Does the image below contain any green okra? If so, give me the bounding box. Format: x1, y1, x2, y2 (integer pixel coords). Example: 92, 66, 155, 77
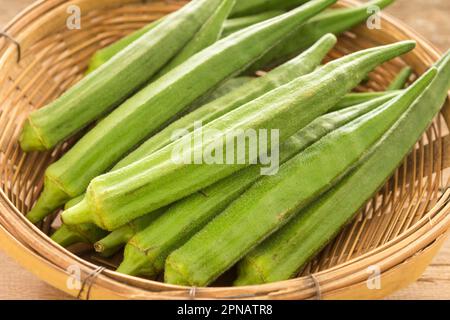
85, 0, 393, 76
115, 33, 337, 169
222, 10, 285, 37
247, 0, 395, 72
62, 33, 335, 230
165, 67, 436, 287
54, 92, 395, 249
196, 82, 402, 124
235, 52, 450, 285
191, 76, 255, 108
116, 94, 397, 277
85, 19, 163, 74
61, 33, 336, 225
156, 0, 236, 76
60, 77, 252, 208
85, 10, 271, 75
61, 41, 416, 231
51, 223, 108, 248
231, 0, 310, 17
20, 0, 225, 152
51, 224, 85, 248
27, 0, 336, 224
331, 90, 402, 112
388, 66, 413, 90
87, 0, 307, 74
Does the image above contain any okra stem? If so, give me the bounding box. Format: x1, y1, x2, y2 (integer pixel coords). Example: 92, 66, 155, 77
93, 227, 132, 256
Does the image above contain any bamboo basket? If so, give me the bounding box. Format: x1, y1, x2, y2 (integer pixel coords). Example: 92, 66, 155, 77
0, 0, 449, 300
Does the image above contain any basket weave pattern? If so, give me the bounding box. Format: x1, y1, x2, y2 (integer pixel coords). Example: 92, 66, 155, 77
0, 0, 449, 299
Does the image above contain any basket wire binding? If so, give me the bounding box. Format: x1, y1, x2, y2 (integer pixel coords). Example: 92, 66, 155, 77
0, 30, 21, 62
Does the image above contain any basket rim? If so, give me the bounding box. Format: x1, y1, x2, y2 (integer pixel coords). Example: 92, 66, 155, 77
0, 0, 449, 299
2, 0, 45, 32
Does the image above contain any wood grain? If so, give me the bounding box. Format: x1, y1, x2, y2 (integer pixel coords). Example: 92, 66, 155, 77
0, 0, 449, 300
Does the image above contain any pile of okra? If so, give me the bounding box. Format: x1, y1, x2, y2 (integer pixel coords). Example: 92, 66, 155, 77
21, 0, 450, 286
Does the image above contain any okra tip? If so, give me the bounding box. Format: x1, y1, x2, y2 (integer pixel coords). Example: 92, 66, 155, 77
399, 40, 416, 50
313, 33, 337, 50
388, 40, 416, 53
19, 118, 47, 152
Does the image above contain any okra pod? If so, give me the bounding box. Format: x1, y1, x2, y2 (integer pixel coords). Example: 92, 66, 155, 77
115, 34, 338, 169
63, 34, 335, 227
222, 10, 285, 37
248, 0, 395, 72
156, 0, 236, 76
86, 1, 305, 72
85, 19, 163, 74
231, 0, 310, 17
388, 66, 413, 90
93, 35, 338, 255
331, 90, 401, 111
116, 94, 397, 277
86, 10, 270, 74
66, 34, 337, 238
61, 41, 415, 231
236, 54, 450, 285
165, 67, 436, 286
28, 0, 336, 223
20, 0, 225, 151
85, 0, 394, 75
191, 76, 255, 109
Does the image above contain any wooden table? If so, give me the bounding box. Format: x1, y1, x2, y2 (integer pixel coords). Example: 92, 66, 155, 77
0, 0, 449, 300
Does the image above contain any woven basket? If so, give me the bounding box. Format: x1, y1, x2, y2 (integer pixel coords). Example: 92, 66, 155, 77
0, 0, 449, 300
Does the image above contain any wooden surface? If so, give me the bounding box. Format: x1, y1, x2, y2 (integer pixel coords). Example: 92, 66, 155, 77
0, 0, 449, 300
